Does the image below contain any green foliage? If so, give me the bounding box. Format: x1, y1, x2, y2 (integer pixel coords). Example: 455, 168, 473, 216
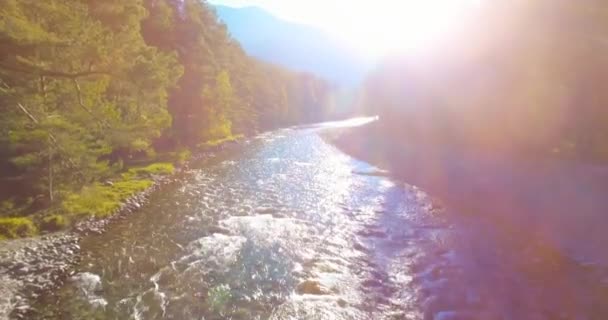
0, 200, 16, 217
39, 162, 171, 229
62, 162, 163, 219
0, 0, 180, 205
0, 217, 38, 239
199, 70, 235, 141
208, 284, 232, 313
62, 179, 153, 218
140, 0, 331, 144
0, 0, 332, 239
0, 198, 33, 217
40, 214, 69, 232
176, 149, 192, 164
127, 163, 175, 176
199, 134, 243, 149
157, 149, 192, 164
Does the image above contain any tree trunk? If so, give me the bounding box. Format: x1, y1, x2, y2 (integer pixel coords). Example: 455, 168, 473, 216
48, 138, 53, 203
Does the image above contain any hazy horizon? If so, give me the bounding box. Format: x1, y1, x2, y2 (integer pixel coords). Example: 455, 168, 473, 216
209, 0, 482, 60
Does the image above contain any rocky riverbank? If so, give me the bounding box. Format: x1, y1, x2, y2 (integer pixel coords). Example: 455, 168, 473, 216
0, 233, 79, 319
0, 172, 174, 320
0, 139, 244, 320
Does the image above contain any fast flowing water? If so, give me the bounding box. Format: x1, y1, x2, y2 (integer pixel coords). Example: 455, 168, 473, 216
31, 120, 608, 319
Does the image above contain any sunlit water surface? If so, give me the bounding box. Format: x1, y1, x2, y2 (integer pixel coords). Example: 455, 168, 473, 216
31, 120, 608, 319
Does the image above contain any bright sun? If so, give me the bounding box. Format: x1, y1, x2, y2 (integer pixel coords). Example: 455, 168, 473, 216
298, 0, 481, 59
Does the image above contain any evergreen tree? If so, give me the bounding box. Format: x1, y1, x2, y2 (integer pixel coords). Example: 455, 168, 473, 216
0, 0, 332, 223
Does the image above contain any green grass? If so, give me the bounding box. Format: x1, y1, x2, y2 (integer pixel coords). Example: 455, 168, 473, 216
62, 179, 154, 218
126, 162, 175, 177
51, 163, 174, 220
1, 161, 181, 240
0, 217, 38, 238
199, 134, 243, 149
156, 149, 192, 165
0, 161, 177, 239
40, 214, 69, 232
175, 149, 192, 164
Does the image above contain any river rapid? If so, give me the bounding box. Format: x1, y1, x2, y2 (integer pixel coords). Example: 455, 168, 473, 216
27, 119, 608, 319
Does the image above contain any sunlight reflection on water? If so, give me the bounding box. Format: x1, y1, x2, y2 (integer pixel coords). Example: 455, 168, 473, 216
301, 116, 378, 129
30, 122, 608, 320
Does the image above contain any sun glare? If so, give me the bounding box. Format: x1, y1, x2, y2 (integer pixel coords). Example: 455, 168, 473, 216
298, 0, 480, 59
212, 0, 481, 59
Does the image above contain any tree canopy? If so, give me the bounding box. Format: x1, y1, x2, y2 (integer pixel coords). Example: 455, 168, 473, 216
0, 0, 332, 225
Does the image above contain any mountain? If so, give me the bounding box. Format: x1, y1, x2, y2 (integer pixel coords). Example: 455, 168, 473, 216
213, 5, 369, 87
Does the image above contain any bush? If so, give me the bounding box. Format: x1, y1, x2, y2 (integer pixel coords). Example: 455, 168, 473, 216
40, 214, 70, 232
176, 149, 191, 164
0, 161, 174, 240
0, 217, 38, 238
0, 198, 34, 217
0, 200, 15, 216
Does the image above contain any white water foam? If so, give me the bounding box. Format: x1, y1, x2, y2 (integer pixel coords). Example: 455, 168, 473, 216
70, 272, 107, 309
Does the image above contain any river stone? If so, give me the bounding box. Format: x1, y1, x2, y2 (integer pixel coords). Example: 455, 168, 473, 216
296, 280, 330, 295
208, 226, 232, 235
361, 278, 384, 288
15, 305, 29, 311
16, 266, 29, 275
352, 241, 369, 253
357, 228, 388, 238
11, 262, 26, 270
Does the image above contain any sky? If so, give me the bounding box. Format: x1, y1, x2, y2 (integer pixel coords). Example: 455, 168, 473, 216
208, 0, 482, 59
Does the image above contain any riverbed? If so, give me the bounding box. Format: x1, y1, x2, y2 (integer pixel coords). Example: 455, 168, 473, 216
6, 119, 608, 319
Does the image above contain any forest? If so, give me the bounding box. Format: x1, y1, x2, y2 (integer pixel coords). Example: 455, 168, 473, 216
0, 0, 332, 238
359, 0, 608, 162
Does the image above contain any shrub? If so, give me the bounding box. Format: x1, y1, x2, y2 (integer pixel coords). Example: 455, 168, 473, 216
176, 149, 191, 164
0, 200, 15, 216
0, 198, 34, 217
0, 217, 38, 238
40, 214, 70, 232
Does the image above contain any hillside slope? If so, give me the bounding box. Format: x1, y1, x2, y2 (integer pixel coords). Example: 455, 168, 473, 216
214, 5, 369, 86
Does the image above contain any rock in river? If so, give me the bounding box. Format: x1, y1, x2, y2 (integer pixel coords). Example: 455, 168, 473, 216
296, 280, 331, 295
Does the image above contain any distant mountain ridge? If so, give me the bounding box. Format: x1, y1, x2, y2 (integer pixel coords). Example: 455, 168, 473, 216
213, 5, 369, 86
